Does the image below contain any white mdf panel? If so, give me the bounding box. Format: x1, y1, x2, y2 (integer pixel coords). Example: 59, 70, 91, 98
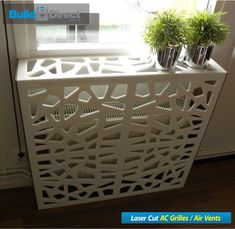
17, 56, 226, 209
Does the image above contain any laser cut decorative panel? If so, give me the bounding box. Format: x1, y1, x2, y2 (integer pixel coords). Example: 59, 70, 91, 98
17, 56, 226, 209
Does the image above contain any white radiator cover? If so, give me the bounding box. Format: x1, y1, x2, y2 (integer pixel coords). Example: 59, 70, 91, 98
17, 56, 226, 209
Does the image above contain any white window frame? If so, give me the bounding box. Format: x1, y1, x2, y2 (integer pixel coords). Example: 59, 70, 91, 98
13, 0, 218, 58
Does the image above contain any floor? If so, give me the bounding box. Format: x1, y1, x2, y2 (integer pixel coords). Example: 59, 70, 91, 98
0, 155, 234, 228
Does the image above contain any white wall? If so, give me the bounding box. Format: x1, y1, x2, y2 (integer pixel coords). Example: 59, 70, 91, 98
0, 3, 19, 170
199, 0, 235, 158
0, 3, 31, 188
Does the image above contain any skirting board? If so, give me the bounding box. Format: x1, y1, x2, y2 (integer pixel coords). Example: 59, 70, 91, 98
196, 145, 235, 159
0, 146, 234, 190
0, 167, 32, 189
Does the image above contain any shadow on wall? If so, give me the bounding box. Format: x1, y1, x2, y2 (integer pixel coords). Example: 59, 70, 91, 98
200, 0, 235, 154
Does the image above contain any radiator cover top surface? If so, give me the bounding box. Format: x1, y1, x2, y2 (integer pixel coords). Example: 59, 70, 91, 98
17, 56, 226, 209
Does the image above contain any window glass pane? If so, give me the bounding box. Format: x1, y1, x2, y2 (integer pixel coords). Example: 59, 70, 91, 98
36, 25, 67, 44
36, 0, 146, 46
137, 0, 209, 14
34, 0, 210, 49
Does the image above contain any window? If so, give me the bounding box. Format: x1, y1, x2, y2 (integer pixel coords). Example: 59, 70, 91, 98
36, 0, 145, 45
12, 0, 217, 58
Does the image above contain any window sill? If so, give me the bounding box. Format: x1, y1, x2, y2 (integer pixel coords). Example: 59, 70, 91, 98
31, 43, 149, 58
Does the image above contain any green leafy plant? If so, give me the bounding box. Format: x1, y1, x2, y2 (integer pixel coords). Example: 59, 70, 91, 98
144, 10, 186, 51
185, 11, 229, 45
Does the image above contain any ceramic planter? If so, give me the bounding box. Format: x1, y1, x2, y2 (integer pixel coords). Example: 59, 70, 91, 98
155, 45, 182, 71
186, 44, 214, 69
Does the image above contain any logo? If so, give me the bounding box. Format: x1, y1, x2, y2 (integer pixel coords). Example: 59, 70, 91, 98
36, 6, 49, 21
35, 5, 81, 22
9, 9, 36, 19
5, 3, 90, 24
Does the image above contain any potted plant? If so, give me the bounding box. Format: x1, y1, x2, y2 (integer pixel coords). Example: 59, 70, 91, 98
185, 11, 229, 68
144, 10, 186, 71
